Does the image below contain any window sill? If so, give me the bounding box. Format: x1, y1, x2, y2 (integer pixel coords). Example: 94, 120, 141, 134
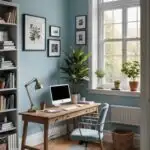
88, 88, 140, 97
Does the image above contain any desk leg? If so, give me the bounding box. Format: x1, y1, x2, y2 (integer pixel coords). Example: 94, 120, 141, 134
21, 120, 28, 150
44, 122, 49, 150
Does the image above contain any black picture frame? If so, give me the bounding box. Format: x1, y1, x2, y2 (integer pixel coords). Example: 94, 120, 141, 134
75, 15, 87, 30
75, 30, 87, 45
23, 14, 46, 51
49, 25, 61, 37
47, 39, 61, 57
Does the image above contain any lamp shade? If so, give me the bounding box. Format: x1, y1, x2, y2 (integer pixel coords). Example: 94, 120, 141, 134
35, 79, 43, 90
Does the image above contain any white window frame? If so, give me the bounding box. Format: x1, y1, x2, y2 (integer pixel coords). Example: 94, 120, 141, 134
88, 0, 140, 97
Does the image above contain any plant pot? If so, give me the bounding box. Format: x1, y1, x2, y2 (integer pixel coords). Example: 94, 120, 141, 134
114, 82, 120, 90
129, 81, 138, 91
71, 94, 79, 104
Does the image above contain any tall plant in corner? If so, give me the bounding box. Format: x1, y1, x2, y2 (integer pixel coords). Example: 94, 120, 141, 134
60, 47, 91, 103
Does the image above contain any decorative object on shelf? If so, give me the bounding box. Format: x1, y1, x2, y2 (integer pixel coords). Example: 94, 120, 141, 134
4, 8, 17, 24
25, 78, 43, 112
75, 15, 87, 29
60, 47, 90, 104
47, 39, 61, 57
23, 14, 46, 51
112, 80, 121, 90
49, 25, 61, 37
95, 69, 105, 89
121, 61, 140, 91
0, 41, 16, 50
76, 30, 86, 45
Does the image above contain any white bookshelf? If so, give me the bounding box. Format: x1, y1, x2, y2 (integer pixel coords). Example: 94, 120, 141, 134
0, 1, 18, 149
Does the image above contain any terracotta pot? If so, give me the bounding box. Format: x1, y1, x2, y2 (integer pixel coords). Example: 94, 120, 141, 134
129, 81, 138, 91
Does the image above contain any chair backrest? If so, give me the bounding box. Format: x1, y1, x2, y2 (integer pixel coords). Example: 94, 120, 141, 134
98, 103, 109, 132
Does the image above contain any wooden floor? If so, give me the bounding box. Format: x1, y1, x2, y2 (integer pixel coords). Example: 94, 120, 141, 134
36, 137, 139, 150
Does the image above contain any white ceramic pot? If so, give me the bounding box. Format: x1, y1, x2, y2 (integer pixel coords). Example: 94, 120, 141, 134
71, 94, 79, 104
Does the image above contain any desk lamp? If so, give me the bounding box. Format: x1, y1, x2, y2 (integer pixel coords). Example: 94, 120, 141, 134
25, 78, 43, 112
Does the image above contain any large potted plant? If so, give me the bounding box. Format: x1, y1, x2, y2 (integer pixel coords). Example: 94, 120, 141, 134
121, 61, 140, 91
61, 47, 90, 104
95, 69, 105, 89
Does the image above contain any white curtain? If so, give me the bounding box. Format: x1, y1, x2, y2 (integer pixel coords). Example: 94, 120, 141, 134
141, 0, 150, 149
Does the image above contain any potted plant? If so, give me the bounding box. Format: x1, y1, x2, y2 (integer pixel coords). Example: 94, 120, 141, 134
121, 61, 140, 91
61, 47, 91, 104
114, 80, 121, 90
95, 69, 105, 89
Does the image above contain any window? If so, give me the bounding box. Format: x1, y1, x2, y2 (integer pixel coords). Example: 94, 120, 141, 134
90, 0, 140, 90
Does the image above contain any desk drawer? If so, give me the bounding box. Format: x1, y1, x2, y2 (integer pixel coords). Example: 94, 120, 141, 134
49, 106, 98, 123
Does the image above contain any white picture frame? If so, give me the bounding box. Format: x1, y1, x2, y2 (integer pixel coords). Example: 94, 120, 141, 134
76, 30, 86, 45
23, 14, 46, 51
76, 15, 87, 29
49, 26, 61, 37
48, 39, 61, 57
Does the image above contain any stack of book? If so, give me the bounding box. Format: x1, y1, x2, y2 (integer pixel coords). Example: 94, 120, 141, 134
0, 122, 14, 131
0, 41, 16, 50
4, 8, 17, 24
0, 94, 15, 110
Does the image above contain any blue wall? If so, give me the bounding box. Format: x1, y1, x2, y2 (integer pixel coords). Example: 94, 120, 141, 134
12, 0, 69, 137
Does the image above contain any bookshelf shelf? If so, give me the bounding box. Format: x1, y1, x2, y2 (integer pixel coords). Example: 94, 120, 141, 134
0, 67, 17, 71
0, 88, 17, 92
0, 109, 16, 113
0, 49, 16, 52
0, 127, 16, 134
0, 23, 17, 26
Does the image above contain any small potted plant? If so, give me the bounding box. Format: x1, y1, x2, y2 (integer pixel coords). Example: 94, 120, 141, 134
95, 69, 105, 89
121, 61, 140, 91
114, 80, 121, 90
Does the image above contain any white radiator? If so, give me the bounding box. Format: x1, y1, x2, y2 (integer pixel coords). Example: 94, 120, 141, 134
111, 105, 141, 126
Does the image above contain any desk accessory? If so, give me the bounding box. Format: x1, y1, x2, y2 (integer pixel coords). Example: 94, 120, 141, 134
25, 78, 43, 112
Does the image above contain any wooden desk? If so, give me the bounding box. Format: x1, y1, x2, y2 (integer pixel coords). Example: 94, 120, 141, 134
20, 103, 100, 150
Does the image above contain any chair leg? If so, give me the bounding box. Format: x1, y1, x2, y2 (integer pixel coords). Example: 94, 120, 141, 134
85, 142, 88, 150
100, 140, 104, 150
79, 140, 84, 145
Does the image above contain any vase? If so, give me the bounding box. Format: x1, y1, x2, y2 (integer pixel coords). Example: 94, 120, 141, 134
71, 94, 80, 104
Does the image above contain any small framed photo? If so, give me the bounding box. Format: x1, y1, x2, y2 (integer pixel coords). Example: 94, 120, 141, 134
23, 14, 46, 51
76, 15, 87, 29
49, 26, 61, 37
48, 39, 61, 57
76, 30, 86, 45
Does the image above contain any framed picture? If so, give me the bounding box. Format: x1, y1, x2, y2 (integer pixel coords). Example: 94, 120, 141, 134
23, 14, 46, 51
75, 15, 87, 29
76, 30, 86, 45
49, 26, 61, 37
48, 39, 61, 57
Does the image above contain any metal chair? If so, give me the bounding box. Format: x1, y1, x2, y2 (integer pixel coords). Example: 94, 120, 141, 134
70, 103, 109, 150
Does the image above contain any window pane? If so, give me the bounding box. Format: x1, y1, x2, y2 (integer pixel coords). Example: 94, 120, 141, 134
138, 7, 140, 21
127, 41, 140, 55
104, 10, 113, 24
127, 56, 140, 63
127, 7, 137, 22
104, 42, 122, 55
104, 24, 113, 39
127, 22, 138, 38
114, 9, 122, 23
105, 56, 122, 83
104, 9, 122, 24
138, 22, 140, 37
113, 24, 122, 38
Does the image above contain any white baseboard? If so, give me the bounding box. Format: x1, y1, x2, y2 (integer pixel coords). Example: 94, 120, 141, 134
19, 125, 140, 148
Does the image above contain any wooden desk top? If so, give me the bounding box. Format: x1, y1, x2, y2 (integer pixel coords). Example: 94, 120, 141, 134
20, 103, 100, 119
